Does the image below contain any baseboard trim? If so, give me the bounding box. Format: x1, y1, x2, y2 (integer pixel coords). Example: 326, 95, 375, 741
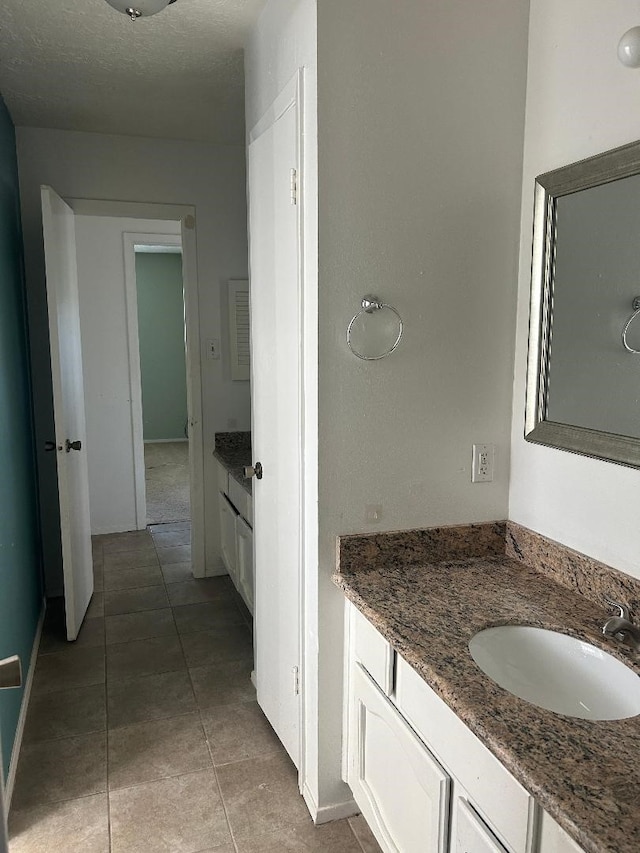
143, 438, 189, 444
302, 782, 359, 825
5, 601, 45, 809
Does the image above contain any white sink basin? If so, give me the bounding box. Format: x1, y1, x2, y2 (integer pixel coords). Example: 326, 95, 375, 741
469, 625, 640, 720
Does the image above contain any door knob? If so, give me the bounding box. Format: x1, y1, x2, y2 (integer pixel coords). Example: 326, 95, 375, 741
244, 462, 263, 480
0, 655, 22, 690
65, 439, 82, 452
44, 441, 59, 452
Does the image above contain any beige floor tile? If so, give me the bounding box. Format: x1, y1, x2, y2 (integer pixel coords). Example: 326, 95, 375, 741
11, 732, 107, 810
167, 578, 234, 606
32, 645, 105, 695
201, 702, 281, 765
92, 538, 104, 564
216, 751, 309, 839
107, 669, 196, 728
104, 584, 169, 616
190, 658, 255, 709
103, 564, 164, 591
39, 615, 105, 655
108, 713, 211, 790
107, 634, 186, 681
9, 793, 109, 853
173, 600, 245, 635
161, 561, 193, 584
103, 548, 158, 570
105, 608, 177, 645
109, 770, 232, 853
86, 591, 105, 618
93, 564, 104, 591
156, 544, 192, 565
348, 815, 384, 852
236, 818, 365, 852
102, 531, 154, 554
152, 527, 191, 547
23, 684, 106, 743
180, 624, 253, 667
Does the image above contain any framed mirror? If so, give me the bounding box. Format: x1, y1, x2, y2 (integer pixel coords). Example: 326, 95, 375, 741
525, 139, 640, 468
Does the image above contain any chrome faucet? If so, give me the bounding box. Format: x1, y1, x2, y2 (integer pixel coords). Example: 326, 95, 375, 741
602, 599, 640, 652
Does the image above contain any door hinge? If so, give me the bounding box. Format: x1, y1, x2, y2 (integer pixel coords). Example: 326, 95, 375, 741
290, 168, 297, 205
293, 665, 300, 695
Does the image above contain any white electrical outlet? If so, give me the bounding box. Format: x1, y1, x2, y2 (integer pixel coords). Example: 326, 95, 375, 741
472, 444, 495, 483
207, 338, 220, 360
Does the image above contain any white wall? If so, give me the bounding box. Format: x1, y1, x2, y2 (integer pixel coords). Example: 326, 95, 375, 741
247, 0, 530, 817
509, 0, 640, 578
74, 215, 180, 535
315, 0, 530, 813
16, 129, 249, 591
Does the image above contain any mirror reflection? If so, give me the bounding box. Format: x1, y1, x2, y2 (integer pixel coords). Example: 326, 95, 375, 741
525, 139, 640, 467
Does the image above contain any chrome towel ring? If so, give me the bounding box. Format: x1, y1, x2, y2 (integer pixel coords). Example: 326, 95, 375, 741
622, 296, 640, 353
346, 295, 404, 360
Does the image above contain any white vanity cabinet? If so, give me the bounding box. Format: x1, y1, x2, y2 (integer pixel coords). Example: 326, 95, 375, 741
343, 603, 586, 853
219, 493, 238, 580
235, 514, 254, 613
216, 460, 254, 615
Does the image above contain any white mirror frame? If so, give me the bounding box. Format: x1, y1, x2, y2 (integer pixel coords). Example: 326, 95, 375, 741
525, 138, 640, 468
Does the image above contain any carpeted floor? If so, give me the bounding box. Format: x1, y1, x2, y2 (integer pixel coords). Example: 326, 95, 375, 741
145, 441, 191, 525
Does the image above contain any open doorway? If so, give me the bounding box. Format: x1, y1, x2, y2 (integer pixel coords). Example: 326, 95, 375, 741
70, 200, 207, 579
132, 243, 191, 527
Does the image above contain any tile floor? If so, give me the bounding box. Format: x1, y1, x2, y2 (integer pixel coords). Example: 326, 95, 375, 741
8, 523, 381, 853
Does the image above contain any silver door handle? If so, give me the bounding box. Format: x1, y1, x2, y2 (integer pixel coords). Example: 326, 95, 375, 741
244, 462, 263, 480
0, 656, 22, 689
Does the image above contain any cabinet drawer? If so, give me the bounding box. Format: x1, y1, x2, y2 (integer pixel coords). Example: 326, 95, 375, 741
350, 603, 395, 696
228, 476, 253, 526
395, 656, 535, 853
216, 460, 229, 495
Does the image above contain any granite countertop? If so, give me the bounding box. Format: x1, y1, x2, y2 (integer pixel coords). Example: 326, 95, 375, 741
334, 521, 640, 853
213, 431, 252, 494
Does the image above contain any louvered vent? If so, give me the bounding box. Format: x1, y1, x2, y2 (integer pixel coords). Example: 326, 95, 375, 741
229, 280, 250, 380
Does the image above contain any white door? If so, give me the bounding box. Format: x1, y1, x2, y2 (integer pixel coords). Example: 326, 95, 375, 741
42, 186, 94, 640
248, 77, 301, 766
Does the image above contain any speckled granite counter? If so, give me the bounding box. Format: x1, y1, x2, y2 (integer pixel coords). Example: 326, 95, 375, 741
334, 521, 640, 853
213, 431, 252, 494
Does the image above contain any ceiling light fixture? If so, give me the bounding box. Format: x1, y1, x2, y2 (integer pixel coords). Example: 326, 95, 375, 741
618, 26, 640, 67
104, 0, 177, 22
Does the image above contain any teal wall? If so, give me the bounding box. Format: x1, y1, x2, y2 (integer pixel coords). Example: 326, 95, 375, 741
135, 252, 188, 441
0, 95, 42, 780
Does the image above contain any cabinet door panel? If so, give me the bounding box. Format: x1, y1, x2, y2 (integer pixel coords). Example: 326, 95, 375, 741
349, 664, 450, 853
454, 798, 507, 853
219, 492, 238, 582
236, 514, 254, 614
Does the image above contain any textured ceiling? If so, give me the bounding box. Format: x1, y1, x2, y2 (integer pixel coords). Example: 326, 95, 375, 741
0, 0, 265, 144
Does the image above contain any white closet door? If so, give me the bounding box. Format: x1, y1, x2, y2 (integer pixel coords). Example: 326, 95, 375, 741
248, 75, 301, 767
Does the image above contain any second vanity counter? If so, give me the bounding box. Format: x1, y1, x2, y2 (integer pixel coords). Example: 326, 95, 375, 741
213, 431, 252, 495
334, 521, 640, 853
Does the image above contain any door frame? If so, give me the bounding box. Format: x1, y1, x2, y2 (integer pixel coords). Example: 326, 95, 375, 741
122, 232, 183, 531
67, 199, 206, 577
